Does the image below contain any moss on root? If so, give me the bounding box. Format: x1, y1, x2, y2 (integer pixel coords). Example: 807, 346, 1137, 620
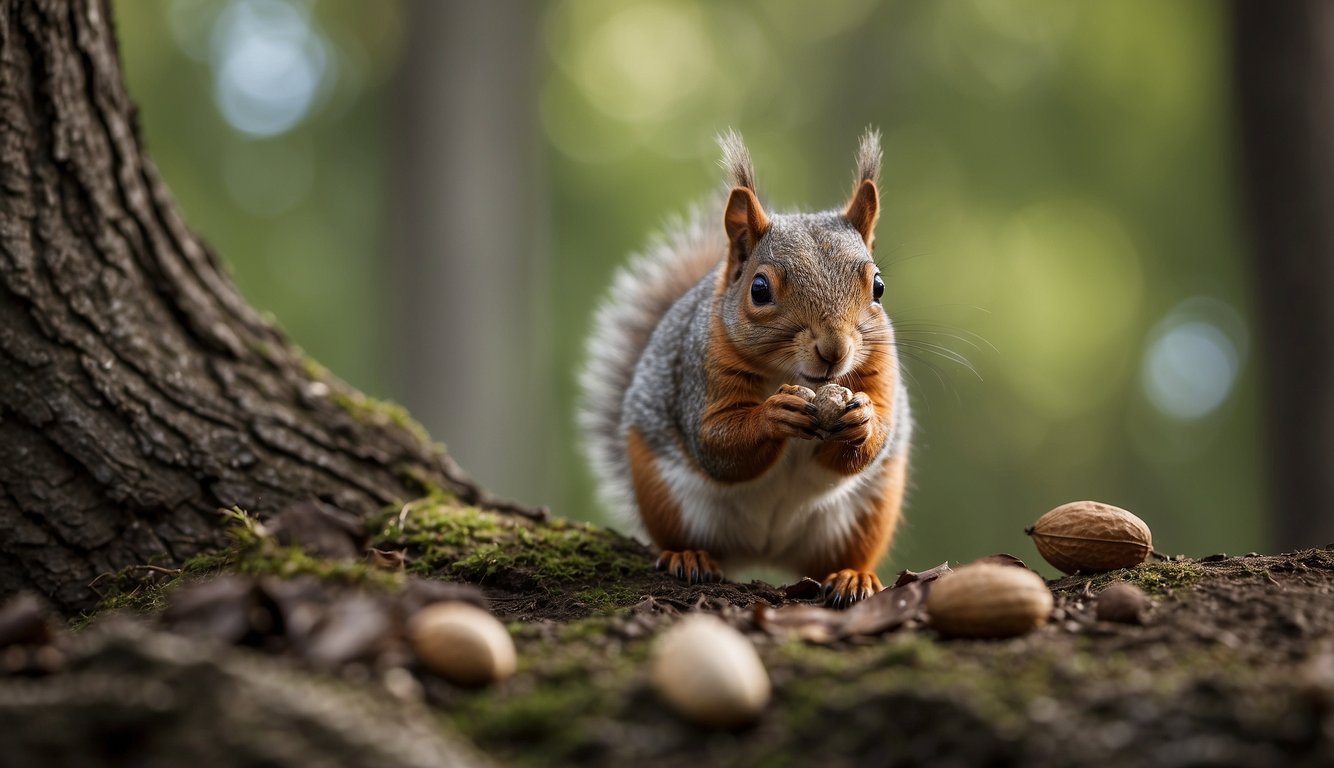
372, 496, 651, 610
80, 495, 658, 628
302, 357, 434, 446
78, 507, 406, 626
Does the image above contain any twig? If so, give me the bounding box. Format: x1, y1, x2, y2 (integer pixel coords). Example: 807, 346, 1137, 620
87, 564, 182, 592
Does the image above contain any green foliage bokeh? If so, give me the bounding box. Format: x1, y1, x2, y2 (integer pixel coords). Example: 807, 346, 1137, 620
116, 0, 1262, 574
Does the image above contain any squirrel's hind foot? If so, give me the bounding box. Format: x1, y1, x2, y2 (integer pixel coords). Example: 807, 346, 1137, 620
822, 569, 883, 608
655, 549, 725, 585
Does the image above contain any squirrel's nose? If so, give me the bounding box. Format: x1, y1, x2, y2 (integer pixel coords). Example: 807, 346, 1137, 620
815, 338, 852, 370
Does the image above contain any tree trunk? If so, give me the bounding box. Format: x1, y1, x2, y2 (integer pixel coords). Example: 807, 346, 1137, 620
388, 0, 548, 507
0, 0, 499, 613
1234, 0, 1334, 549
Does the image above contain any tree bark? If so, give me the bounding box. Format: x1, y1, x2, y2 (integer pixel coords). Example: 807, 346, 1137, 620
1234, 0, 1334, 549
0, 0, 500, 613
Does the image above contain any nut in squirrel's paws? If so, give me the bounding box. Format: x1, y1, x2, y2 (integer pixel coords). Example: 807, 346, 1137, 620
808, 384, 874, 445
822, 569, 883, 608
811, 384, 854, 431
656, 550, 725, 585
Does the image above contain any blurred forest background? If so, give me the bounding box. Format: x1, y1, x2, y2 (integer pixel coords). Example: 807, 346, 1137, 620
113, 0, 1262, 576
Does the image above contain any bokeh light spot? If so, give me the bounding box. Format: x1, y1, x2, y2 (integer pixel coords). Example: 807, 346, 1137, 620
210, 0, 330, 137
1141, 298, 1247, 421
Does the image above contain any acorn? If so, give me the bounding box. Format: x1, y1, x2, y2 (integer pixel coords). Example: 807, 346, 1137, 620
1027, 501, 1153, 575
651, 614, 771, 727
408, 602, 516, 686
926, 562, 1053, 638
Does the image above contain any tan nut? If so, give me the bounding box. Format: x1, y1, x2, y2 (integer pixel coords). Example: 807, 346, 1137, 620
408, 602, 516, 686
812, 384, 854, 431
1026, 501, 1153, 575
651, 614, 770, 727
926, 562, 1053, 638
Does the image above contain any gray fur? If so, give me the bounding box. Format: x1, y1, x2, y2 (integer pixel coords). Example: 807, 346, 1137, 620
578, 208, 724, 524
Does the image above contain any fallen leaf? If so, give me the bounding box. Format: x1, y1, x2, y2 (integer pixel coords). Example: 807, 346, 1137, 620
970, 553, 1030, 570
783, 578, 824, 600
753, 603, 845, 644
840, 582, 925, 637
892, 562, 952, 588
302, 593, 394, 667
366, 547, 408, 571
162, 576, 278, 645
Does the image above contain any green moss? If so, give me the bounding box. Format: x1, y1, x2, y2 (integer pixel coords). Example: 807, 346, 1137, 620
447, 616, 650, 765
374, 496, 649, 600
1052, 559, 1205, 596
233, 544, 404, 591
75, 507, 404, 629
302, 356, 434, 446
73, 549, 235, 629
569, 584, 645, 612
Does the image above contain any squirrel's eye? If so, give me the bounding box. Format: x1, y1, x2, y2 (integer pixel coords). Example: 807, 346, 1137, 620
872, 273, 885, 303
750, 274, 773, 305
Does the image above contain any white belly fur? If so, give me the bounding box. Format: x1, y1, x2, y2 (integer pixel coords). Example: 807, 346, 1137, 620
656, 439, 885, 574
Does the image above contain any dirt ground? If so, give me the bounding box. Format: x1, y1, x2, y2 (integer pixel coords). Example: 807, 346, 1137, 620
441, 548, 1334, 768
3, 500, 1333, 768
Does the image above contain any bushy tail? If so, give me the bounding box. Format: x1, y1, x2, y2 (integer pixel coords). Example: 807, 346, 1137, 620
578, 208, 722, 524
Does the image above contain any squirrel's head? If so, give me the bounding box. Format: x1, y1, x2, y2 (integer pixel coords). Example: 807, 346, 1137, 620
715, 129, 891, 387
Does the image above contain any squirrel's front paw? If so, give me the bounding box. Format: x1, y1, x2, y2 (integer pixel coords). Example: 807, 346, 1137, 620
761, 387, 820, 440
822, 569, 883, 608
824, 391, 875, 447
656, 549, 725, 584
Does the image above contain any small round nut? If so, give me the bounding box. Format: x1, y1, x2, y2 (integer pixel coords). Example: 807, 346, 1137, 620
651, 614, 771, 728
1095, 582, 1149, 625
1027, 501, 1152, 575
927, 562, 1053, 638
810, 384, 854, 432
408, 602, 516, 686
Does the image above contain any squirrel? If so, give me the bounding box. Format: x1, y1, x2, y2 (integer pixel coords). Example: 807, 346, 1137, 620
579, 130, 911, 608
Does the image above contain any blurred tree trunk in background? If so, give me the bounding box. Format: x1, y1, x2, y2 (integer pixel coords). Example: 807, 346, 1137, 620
0, 0, 470, 613
1234, 0, 1334, 548
389, 1, 549, 507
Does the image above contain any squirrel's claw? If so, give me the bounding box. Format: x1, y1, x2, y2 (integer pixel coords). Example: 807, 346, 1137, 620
825, 391, 875, 446
656, 549, 725, 585
821, 569, 883, 608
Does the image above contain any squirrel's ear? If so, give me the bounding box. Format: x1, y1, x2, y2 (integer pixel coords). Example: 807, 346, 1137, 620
844, 178, 879, 248
724, 186, 769, 281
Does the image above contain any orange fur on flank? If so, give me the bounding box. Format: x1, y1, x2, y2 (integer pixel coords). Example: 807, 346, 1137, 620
626, 427, 687, 551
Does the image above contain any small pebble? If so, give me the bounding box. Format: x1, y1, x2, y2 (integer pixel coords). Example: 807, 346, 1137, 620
1096, 582, 1149, 625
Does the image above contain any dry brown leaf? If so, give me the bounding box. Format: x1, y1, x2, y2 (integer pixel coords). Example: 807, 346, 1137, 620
783, 577, 824, 600
892, 562, 952, 588
840, 582, 925, 637
970, 554, 1030, 570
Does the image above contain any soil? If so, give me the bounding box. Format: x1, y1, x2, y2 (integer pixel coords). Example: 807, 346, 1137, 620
4, 499, 1333, 768
444, 548, 1334, 768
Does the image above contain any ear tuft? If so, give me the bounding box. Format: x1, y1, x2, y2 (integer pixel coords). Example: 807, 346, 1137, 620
853, 127, 882, 186
717, 129, 758, 192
